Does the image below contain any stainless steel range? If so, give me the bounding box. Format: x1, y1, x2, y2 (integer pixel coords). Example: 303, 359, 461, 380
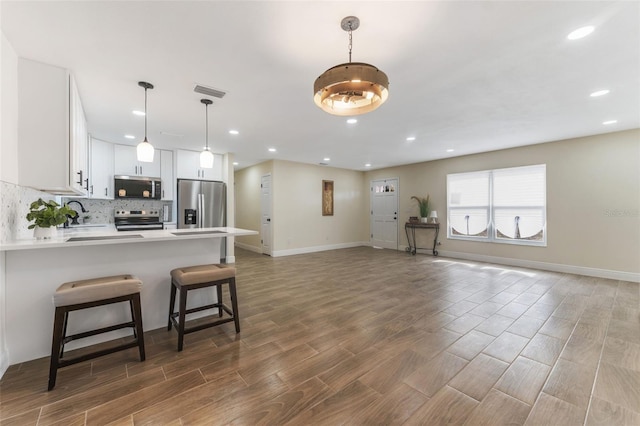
114, 210, 163, 231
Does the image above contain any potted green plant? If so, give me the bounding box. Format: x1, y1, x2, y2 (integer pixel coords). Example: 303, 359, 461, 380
26, 198, 77, 239
411, 195, 430, 223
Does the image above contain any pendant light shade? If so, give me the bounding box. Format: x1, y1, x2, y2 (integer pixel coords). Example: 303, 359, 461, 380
314, 16, 389, 116
137, 137, 154, 163
136, 81, 155, 162
200, 149, 214, 169
199, 98, 214, 169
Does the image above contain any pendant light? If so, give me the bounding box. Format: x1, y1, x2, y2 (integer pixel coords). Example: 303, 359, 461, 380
314, 16, 389, 116
136, 81, 155, 162
200, 99, 214, 169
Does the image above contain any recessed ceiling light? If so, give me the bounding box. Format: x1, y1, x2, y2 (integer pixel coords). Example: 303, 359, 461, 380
347, 118, 358, 124
603, 120, 618, 125
406, 137, 416, 141
567, 26, 594, 40
268, 148, 277, 152
233, 162, 239, 166
446, 149, 455, 152
324, 157, 331, 162
229, 130, 239, 135
132, 110, 145, 116
124, 134, 135, 139
590, 89, 610, 97
364, 163, 371, 167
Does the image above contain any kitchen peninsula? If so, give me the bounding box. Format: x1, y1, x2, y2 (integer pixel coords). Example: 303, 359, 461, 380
0, 226, 257, 364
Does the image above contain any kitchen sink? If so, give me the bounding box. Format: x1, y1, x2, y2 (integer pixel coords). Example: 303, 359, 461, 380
66, 234, 143, 242
171, 230, 226, 236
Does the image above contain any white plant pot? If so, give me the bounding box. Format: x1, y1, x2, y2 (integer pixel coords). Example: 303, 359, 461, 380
33, 226, 55, 239
420, 217, 429, 223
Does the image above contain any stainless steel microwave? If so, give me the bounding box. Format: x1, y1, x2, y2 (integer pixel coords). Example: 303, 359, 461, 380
114, 176, 161, 200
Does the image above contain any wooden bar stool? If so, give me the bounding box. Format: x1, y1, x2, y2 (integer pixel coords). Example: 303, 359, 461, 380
168, 264, 240, 351
48, 275, 145, 391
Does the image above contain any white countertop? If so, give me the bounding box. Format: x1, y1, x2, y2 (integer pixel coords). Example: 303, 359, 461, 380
0, 226, 257, 251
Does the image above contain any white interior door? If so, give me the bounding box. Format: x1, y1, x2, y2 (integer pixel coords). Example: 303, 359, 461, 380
261, 174, 272, 256
371, 178, 399, 250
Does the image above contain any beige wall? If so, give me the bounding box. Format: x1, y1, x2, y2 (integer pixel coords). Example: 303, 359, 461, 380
234, 159, 368, 254
235, 130, 638, 278
272, 160, 368, 254
366, 129, 640, 276
234, 160, 273, 250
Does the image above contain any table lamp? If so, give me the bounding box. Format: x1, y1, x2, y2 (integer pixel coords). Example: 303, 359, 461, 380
429, 211, 438, 223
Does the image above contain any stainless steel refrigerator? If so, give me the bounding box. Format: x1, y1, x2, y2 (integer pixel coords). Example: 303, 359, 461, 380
177, 179, 227, 260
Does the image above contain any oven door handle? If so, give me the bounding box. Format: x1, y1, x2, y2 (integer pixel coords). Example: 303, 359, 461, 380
116, 224, 163, 231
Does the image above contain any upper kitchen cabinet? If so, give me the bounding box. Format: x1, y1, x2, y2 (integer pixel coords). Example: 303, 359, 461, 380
176, 149, 223, 181
89, 137, 114, 199
160, 149, 174, 200
17, 58, 88, 195
114, 144, 161, 178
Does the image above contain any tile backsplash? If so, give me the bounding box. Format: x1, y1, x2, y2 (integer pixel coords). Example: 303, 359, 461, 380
62, 197, 172, 225
0, 181, 56, 241
0, 180, 173, 242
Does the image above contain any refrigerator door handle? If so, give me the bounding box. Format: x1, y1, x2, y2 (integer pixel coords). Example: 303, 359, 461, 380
197, 193, 201, 228
200, 193, 205, 228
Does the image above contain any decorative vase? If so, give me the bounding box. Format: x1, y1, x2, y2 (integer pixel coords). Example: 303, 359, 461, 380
33, 226, 55, 239
420, 217, 429, 223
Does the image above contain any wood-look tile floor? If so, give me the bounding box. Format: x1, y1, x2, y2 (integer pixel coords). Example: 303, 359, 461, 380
1, 247, 639, 425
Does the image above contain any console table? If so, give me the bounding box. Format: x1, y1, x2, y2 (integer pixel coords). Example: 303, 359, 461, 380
405, 222, 440, 256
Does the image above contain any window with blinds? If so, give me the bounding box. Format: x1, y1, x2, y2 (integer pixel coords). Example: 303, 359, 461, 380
447, 164, 546, 246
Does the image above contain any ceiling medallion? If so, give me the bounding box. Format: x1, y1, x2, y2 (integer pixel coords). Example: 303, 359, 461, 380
314, 16, 389, 116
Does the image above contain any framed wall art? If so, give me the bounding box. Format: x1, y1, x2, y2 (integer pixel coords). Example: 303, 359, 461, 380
322, 180, 334, 216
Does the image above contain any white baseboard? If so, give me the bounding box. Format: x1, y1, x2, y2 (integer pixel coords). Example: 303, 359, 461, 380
434, 249, 640, 283
0, 348, 8, 379
234, 242, 263, 254
224, 255, 236, 264
272, 241, 368, 257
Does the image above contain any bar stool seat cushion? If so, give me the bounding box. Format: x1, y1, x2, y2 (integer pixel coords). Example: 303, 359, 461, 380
170, 264, 236, 286
53, 275, 142, 307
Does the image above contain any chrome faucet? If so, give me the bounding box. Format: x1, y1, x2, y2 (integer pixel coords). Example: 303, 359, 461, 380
65, 200, 89, 226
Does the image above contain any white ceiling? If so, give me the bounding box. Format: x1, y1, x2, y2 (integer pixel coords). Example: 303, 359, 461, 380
2, 1, 639, 171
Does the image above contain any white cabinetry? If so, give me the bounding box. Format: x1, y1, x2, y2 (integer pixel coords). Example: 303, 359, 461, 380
160, 150, 174, 200
176, 149, 223, 181
89, 138, 114, 199
17, 58, 88, 195
114, 144, 161, 177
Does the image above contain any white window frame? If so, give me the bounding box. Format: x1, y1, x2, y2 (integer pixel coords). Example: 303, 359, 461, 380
447, 164, 547, 247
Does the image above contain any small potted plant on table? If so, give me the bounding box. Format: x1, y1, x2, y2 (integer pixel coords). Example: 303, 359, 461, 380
411, 195, 430, 223
26, 198, 77, 239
